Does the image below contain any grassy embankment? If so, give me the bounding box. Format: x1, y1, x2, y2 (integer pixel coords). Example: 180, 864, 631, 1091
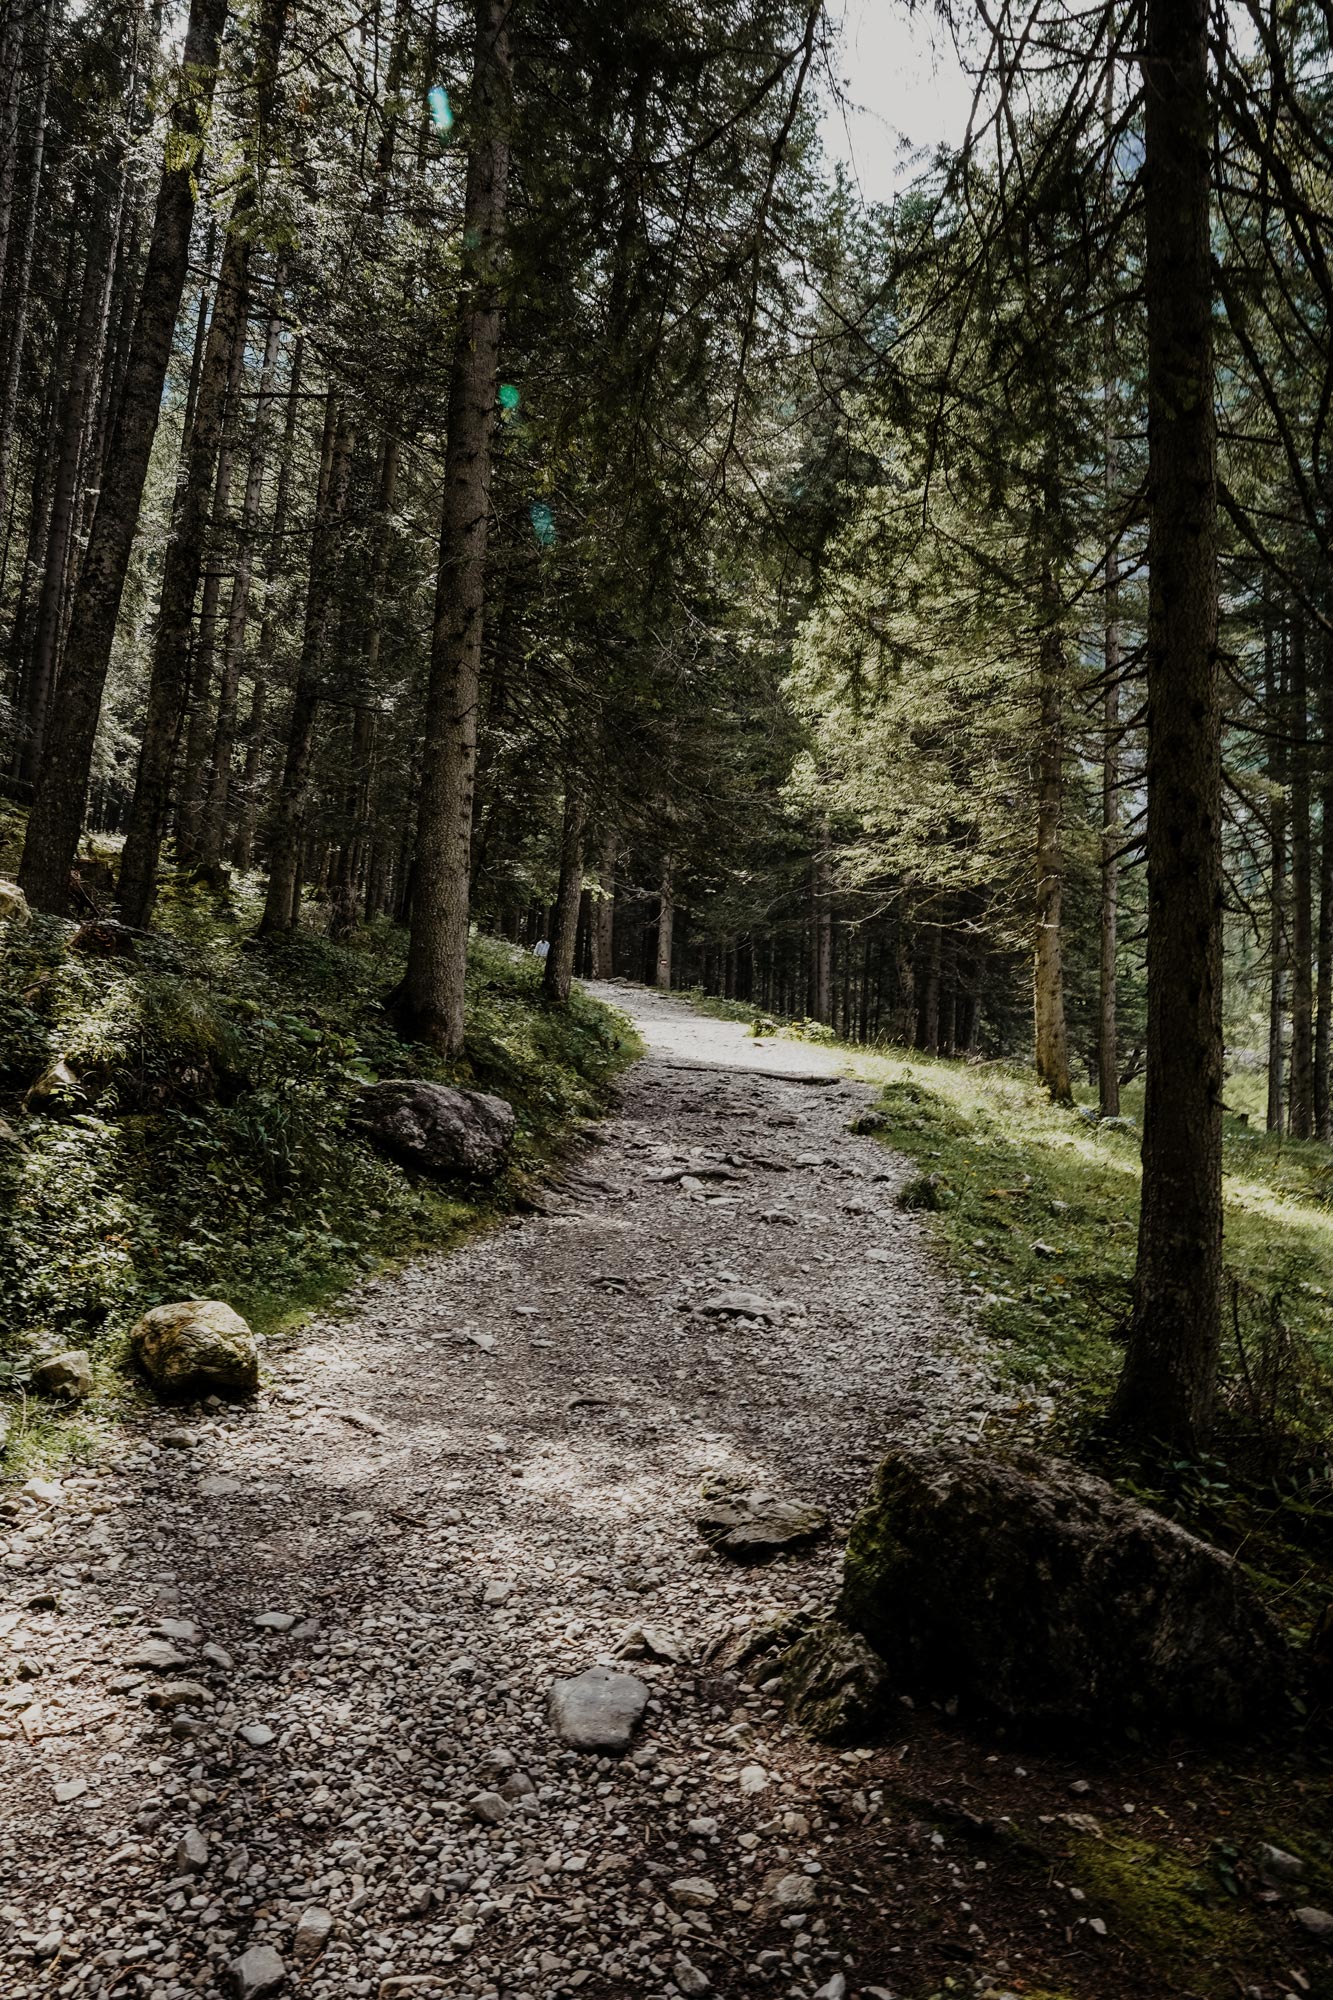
686, 989, 1333, 1638
0, 845, 638, 1472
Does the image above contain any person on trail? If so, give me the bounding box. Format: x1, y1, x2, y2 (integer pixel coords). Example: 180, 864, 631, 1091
532, 937, 550, 962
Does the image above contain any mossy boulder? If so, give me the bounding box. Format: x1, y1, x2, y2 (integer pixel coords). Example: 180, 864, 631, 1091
839, 1444, 1289, 1732
780, 1619, 885, 1742
129, 1300, 259, 1400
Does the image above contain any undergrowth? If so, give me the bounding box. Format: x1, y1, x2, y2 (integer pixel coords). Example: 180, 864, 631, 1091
0, 882, 638, 1434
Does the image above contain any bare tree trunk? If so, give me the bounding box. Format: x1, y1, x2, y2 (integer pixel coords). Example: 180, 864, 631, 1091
1114, 0, 1222, 1450
543, 783, 585, 1006
199, 292, 284, 870
1098, 278, 1121, 1115
259, 391, 351, 935
1317, 617, 1333, 1140
0, 0, 52, 569
231, 333, 302, 872
18, 209, 113, 780
591, 833, 615, 976
18, 0, 230, 914
117, 0, 285, 923
655, 855, 674, 989
1034, 619, 1073, 1100
0, 1, 25, 308
812, 821, 833, 1022
1289, 612, 1315, 1138
1266, 612, 1287, 1136
399, 0, 512, 1053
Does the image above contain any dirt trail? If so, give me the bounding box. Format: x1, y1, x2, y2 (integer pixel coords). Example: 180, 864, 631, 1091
0, 983, 993, 2000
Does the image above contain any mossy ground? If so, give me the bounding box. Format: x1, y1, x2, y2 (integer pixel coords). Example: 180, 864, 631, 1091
0, 876, 639, 1469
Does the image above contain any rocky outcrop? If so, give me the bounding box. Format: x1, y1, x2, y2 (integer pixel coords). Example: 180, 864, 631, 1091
779, 1620, 885, 1742
129, 1300, 260, 1400
839, 1445, 1289, 1732
354, 1080, 516, 1180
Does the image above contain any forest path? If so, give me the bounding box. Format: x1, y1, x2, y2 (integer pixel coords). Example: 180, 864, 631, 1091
1, 983, 993, 2000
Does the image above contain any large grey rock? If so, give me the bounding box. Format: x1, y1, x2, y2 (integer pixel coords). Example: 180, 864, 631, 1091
229, 1944, 285, 1998
780, 1619, 886, 1742
840, 1445, 1290, 1732
31, 1349, 93, 1400
129, 1300, 259, 1400
354, 1080, 515, 1180
0, 879, 29, 922
697, 1486, 828, 1560
548, 1666, 649, 1751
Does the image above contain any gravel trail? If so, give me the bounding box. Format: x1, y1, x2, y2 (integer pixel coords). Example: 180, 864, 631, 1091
0, 983, 992, 2000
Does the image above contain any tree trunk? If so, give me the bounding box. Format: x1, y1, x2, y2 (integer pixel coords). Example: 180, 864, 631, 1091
1034, 620, 1073, 1101
17, 0, 230, 914
259, 391, 351, 935
174, 319, 247, 870
1288, 612, 1314, 1138
199, 291, 285, 870
591, 833, 615, 976
1113, 0, 1222, 1451
812, 822, 833, 1022
231, 332, 303, 872
1316, 618, 1333, 1140
0, 0, 52, 560
543, 784, 585, 1006
1099, 316, 1122, 1115
398, 0, 512, 1053
18, 209, 111, 780
655, 855, 674, 989
1266, 612, 1287, 1136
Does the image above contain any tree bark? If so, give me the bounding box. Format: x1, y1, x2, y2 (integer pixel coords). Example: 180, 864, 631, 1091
1266, 611, 1287, 1136
655, 855, 674, 989
0, 0, 52, 562
591, 833, 615, 976
176, 316, 251, 867
543, 783, 585, 1006
231, 332, 303, 871
1317, 617, 1333, 1140
1098, 313, 1122, 1116
17, 0, 230, 913
1288, 612, 1314, 1138
199, 292, 285, 870
1034, 611, 1073, 1100
812, 821, 833, 1022
398, 0, 512, 1053
259, 390, 351, 935
1113, 0, 1222, 1451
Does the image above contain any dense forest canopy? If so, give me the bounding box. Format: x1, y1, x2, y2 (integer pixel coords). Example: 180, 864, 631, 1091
1, 0, 1332, 1445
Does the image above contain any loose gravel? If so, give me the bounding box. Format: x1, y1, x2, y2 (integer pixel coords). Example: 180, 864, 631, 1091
0, 983, 993, 2000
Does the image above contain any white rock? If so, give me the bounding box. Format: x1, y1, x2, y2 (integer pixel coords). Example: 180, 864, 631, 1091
293, 1904, 334, 1962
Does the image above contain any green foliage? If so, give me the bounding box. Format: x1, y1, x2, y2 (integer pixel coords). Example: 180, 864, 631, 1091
0, 902, 637, 1373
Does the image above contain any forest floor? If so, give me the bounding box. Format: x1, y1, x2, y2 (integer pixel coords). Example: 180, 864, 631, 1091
2, 982, 1332, 2000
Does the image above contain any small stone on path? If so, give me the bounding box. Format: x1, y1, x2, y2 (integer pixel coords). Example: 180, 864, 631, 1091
549, 1666, 649, 1751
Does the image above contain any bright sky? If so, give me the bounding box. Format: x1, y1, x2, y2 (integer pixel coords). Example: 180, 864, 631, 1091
820, 0, 979, 203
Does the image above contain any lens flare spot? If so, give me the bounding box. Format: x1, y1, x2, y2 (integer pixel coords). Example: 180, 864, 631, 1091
428, 85, 454, 132
498, 382, 521, 412
529, 501, 556, 547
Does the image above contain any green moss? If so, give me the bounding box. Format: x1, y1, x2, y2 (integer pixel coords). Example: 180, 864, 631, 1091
1068, 1833, 1259, 1990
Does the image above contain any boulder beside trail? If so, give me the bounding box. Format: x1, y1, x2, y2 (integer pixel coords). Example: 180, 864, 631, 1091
129, 1300, 259, 1400
839, 1444, 1289, 1733
354, 1080, 516, 1180
0, 878, 29, 922
31, 1350, 93, 1400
